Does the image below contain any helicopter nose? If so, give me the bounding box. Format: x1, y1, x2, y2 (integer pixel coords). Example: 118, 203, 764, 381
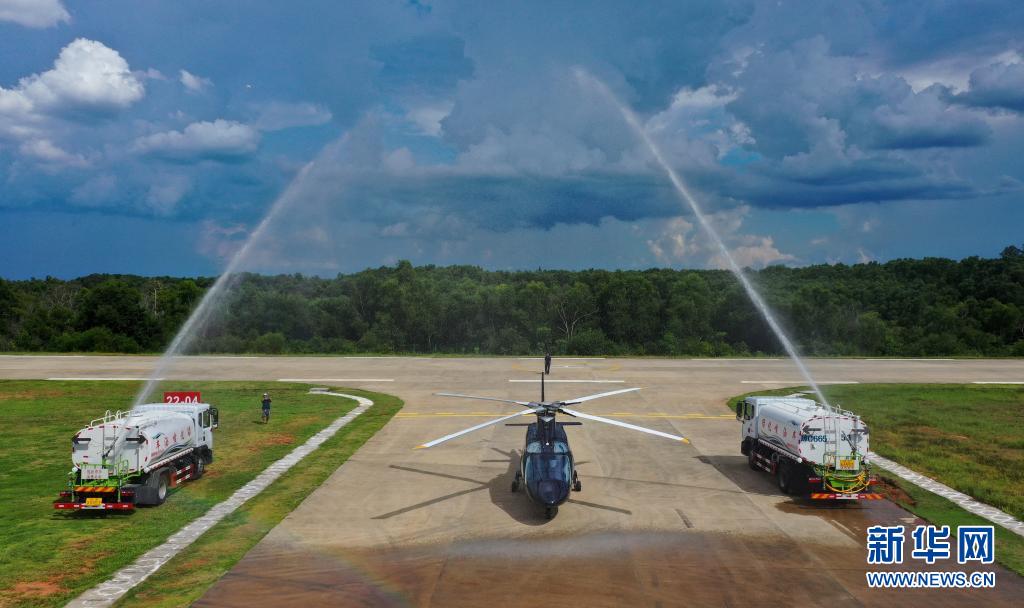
537, 480, 568, 505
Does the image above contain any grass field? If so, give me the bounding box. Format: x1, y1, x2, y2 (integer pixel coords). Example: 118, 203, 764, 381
115, 387, 403, 607
728, 383, 1024, 576
0, 380, 402, 608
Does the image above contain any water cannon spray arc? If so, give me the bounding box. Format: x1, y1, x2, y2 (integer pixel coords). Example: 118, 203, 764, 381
573, 68, 830, 408
133, 162, 317, 406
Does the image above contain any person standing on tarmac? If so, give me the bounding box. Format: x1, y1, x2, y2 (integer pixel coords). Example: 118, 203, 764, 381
261, 393, 272, 423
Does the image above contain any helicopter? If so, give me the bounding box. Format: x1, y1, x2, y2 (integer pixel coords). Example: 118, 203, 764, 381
415, 355, 688, 519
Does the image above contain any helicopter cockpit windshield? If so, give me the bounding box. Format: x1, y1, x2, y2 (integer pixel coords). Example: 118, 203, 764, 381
524, 423, 573, 485
525, 451, 572, 481
526, 440, 569, 454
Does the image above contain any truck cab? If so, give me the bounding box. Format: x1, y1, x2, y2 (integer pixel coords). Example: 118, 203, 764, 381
736, 398, 757, 445
131, 402, 219, 453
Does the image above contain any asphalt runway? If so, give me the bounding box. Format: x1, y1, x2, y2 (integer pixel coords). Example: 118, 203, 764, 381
4, 355, 1023, 606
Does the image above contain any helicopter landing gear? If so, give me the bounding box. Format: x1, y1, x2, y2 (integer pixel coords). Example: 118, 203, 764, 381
510, 471, 521, 492
544, 506, 558, 519
572, 471, 582, 492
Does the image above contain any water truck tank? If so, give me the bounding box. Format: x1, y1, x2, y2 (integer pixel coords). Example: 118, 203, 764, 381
746, 397, 870, 469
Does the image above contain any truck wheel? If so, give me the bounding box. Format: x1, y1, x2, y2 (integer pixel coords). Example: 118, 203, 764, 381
748, 447, 758, 470
777, 462, 791, 494
146, 469, 169, 506
193, 454, 205, 480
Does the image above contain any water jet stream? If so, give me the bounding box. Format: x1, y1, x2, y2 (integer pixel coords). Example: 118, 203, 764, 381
574, 68, 830, 407
133, 162, 317, 406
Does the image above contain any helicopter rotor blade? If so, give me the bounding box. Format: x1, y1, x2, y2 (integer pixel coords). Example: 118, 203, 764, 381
415, 408, 540, 449
560, 387, 641, 405
434, 392, 534, 407
559, 407, 689, 443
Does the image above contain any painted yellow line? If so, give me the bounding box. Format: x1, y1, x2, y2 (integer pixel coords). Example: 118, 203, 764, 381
396, 412, 732, 420
397, 412, 535, 418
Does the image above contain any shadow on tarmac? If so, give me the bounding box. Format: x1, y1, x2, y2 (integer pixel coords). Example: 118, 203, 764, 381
372, 448, 630, 525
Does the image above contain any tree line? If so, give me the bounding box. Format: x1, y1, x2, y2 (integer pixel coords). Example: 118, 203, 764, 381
2, 246, 1023, 357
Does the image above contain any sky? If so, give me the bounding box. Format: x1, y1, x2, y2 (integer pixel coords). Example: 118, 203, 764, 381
1, 0, 1023, 279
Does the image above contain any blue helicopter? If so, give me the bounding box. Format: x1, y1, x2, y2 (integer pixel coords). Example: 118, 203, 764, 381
416, 356, 688, 519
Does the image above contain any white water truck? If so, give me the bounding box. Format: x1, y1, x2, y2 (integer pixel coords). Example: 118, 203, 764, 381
737, 396, 881, 500
54, 393, 218, 511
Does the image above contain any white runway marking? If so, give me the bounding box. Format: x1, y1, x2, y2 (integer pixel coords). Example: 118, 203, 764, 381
48, 377, 163, 381
517, 357, 605, 360
278, 378, 394, 383
972, 381, 1024, 384
67, 390, 372, 608
508, 379, 624, 383
740, 380, 859, 384
867, 358, 955, 361
0, 354, 89, 358
188, 356, 260, 359
338, 356, 431, 360
694, 357, 785, 361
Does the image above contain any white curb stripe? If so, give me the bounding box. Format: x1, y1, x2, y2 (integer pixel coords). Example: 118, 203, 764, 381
66, 390, 373, 607
868, 451, 1024, 538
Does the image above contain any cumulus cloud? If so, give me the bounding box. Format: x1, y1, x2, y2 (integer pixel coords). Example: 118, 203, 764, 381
132, 119, 260, 160
646, 217, 698, 265
18, 138, 87, 167
710, 236, 796, 269
405, 101, 452, 137
70, 174, 118, 206
179, 69, 212, 93
0, 38, 144, 150
0, 0, 69, 28
956, 60, 1024, 112
145, 174, 192, 214
16, 38, 145, 113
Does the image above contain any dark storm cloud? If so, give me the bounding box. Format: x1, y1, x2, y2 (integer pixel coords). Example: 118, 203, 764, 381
337, 172, 680, 232
2, 0, 1024, 276
954, 61, 1024, 113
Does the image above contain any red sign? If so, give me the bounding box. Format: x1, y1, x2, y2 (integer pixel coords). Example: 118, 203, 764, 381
163, 391, 201, 404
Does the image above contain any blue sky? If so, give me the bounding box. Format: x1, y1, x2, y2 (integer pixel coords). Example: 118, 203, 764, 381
1, 0, 1023, 278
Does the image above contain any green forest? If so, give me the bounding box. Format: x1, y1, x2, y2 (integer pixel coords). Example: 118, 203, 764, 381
2, 246, 1023, 357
